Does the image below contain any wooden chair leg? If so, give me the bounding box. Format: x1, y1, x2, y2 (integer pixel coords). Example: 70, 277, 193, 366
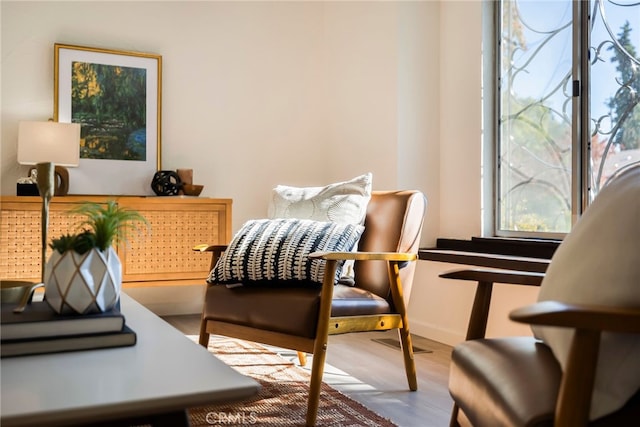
465, 281, 494, 340
297, 351, 308, 366
305, 259, 337, 426
397, 326, 418, 390
449, 404, 461, 427
306, 338, 328, 426
388, 260, 418, 391
198, 318, 210, 347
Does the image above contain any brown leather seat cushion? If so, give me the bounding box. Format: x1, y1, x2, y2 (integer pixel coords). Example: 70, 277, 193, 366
449, 337, 561, 427
203, 284, 390, 339
330, 284, 391, 317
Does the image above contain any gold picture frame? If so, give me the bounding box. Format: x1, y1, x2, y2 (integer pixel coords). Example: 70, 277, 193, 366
54, 43, 162, 195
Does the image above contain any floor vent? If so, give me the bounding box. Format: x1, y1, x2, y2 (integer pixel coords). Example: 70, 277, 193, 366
372, 338, 433, 354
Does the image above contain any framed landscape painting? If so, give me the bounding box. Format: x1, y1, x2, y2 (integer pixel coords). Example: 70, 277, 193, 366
54, 43, 162, 195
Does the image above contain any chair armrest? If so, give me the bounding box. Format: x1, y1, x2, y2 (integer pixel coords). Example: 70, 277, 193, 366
309, 251, 417, 262
418, 249, 550, 273
510, 300, 640, 333
193, 244, 228, 272
440, 268, 544, 286
193, 244, 228, 253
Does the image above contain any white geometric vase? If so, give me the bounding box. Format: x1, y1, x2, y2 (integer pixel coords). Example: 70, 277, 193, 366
44, 247, 122, 314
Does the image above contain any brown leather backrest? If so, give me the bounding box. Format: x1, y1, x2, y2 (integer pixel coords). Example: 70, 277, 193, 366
354, 190, 427, 308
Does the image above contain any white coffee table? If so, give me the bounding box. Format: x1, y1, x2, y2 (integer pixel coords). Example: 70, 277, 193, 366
1, 293, 259, 426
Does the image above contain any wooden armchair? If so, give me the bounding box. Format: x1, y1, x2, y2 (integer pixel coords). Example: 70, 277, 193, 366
196, 190, 427, 426
447, 165, 640, 426
449, 298, 640, 426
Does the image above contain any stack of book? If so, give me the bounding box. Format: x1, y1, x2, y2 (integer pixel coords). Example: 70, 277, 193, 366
1, 301, 136, 357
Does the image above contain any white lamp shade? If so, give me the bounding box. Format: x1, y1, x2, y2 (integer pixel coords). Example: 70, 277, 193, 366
17, 121, 81, 167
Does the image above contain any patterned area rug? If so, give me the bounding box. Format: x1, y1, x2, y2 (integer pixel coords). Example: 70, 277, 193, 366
187, 335, 397, 427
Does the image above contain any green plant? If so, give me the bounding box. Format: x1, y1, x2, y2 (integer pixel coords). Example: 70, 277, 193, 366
49, 201, 148, 254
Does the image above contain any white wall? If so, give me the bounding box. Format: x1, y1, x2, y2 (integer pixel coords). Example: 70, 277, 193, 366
1, 0, 537, 345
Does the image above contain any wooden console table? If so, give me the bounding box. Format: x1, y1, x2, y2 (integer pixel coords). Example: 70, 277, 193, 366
0, 196, 232, 288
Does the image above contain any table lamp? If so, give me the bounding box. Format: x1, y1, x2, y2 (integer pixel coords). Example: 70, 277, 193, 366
18, 121, 81, 197
17, 121, 80, 283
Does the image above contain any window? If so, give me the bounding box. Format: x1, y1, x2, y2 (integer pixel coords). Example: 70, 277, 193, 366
496, 0, 639, 237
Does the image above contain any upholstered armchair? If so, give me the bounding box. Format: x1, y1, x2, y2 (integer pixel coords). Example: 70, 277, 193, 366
448, 165, 640, 426
197, 189, 427, 426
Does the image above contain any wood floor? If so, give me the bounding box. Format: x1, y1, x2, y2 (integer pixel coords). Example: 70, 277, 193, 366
163, 314, 454, 427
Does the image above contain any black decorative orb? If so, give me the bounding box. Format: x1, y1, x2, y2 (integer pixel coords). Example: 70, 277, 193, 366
151, 171, 182, 196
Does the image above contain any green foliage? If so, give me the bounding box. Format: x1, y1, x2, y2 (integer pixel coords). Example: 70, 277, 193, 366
513, 214, 550, 232
49, 230, 96, 255
50, 233, 80, 254
49, 201, 148, 254
606, 21, 640, 150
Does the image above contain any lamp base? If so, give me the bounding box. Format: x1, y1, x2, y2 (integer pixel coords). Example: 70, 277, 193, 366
54, 166, 70, 196
26, 166, 70, 196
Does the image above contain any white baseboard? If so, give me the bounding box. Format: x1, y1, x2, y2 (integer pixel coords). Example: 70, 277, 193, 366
409, 318, 465, 347
123, 285, 205, 316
